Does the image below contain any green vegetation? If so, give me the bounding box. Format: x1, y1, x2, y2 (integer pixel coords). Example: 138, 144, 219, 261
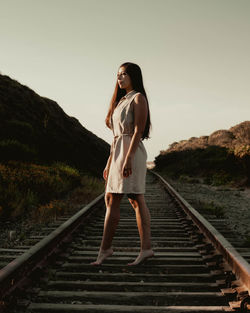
155, 121, 250, 187
0, 73, 108, 222
155, 146, 249, 187
0, 74, 109, 176
194, 200, 225, 218
0, 139, 37, 161
178, 175, 200, 184
0, 161, 104, 221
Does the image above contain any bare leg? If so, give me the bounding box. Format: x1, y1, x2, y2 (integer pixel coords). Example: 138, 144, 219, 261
127, 194, 154, 265
90, 193, 123, 265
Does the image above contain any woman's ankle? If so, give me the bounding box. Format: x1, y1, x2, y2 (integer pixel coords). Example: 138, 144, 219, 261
140, 247, 152, 252
90, 247, 113, 265
100, 247, 113, 252
140, 249, 153, 254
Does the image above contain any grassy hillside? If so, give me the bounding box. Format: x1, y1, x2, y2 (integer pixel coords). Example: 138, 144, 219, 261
154, 121, 250, 187
0, 73, 109, 220
0, 73, 109, 176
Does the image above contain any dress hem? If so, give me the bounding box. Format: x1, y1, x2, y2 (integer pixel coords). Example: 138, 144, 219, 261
105, 191, 145, 194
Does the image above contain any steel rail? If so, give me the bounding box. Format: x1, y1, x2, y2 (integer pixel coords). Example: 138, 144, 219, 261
0, 192, 105, 300
151, 170, 250, 294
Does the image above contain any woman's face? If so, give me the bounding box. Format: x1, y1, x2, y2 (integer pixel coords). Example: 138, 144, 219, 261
117, 66, 132, 89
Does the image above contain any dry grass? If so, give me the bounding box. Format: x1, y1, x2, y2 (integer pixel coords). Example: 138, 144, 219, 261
0, 161, 104, 222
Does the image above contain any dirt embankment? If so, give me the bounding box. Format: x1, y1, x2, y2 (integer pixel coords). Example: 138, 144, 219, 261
166, 176, 250, 241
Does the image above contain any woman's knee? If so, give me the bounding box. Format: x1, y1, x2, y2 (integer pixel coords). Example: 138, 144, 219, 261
105, 192, 123, 207
128, 194, 145, 210
128, 198, 139, 210
105, 193, 123, 220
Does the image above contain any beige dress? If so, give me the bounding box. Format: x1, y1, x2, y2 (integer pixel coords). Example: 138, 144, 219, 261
105, 90, 147, 194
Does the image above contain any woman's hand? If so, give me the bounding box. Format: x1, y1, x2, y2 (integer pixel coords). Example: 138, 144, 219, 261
103, 167, 109, 180
122, 157, 132, 178
103, 153, 112, 181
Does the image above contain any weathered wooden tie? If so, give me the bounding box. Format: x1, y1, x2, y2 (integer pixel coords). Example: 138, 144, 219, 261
23, 173, 233, 312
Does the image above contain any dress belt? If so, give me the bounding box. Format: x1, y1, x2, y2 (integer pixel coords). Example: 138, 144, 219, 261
114, 134, 133, 139
112, 134, 133, 152
111, 133, 143, 154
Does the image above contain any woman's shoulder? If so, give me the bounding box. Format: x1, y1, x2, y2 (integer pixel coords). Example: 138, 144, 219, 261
133, 92, 147, 104
131, 93, 148, 113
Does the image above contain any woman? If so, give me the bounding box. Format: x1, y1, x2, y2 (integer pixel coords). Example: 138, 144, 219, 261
91, 62, 154, 266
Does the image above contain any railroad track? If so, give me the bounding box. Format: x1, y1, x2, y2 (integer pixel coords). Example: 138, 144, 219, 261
0, 171, 250, 312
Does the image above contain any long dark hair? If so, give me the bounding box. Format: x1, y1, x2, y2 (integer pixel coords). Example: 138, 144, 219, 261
105, 62, 151, 140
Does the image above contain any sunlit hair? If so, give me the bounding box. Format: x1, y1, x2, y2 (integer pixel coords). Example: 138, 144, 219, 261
105, 62, 151, 140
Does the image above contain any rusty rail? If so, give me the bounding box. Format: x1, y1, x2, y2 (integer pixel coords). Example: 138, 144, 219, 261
0, 193, 105, 300
151, 170, 250, 294
1, 170, 250, 311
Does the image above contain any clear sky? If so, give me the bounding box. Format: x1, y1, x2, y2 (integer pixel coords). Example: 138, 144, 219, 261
1, 0, 249, 161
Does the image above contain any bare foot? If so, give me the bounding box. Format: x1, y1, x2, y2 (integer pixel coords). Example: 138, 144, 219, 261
127, 249, 154, 266
90, 248, 113, 265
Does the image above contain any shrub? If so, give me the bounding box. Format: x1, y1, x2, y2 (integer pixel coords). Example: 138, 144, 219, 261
154, 146, 248, 186
80, 175, 104, 195
34, 200, 67, 222
195, 200, 224, 218
0, 182, 39, 219
0, 161, 81, 219
0, 120, 34, 143
0, 139, 37, 161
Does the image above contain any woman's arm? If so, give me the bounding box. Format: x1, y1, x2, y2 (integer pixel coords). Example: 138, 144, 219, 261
103, 144, 113, 180
122, 93, 148, 178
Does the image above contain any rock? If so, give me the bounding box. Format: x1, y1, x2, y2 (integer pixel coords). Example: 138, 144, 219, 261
163, 121, 250, 153
8, 230, 16, 241
208, 130, 235, 147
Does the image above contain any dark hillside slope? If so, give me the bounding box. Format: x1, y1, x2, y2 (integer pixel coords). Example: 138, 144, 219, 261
0, 74, 109, 176
155, 121, 250, 186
